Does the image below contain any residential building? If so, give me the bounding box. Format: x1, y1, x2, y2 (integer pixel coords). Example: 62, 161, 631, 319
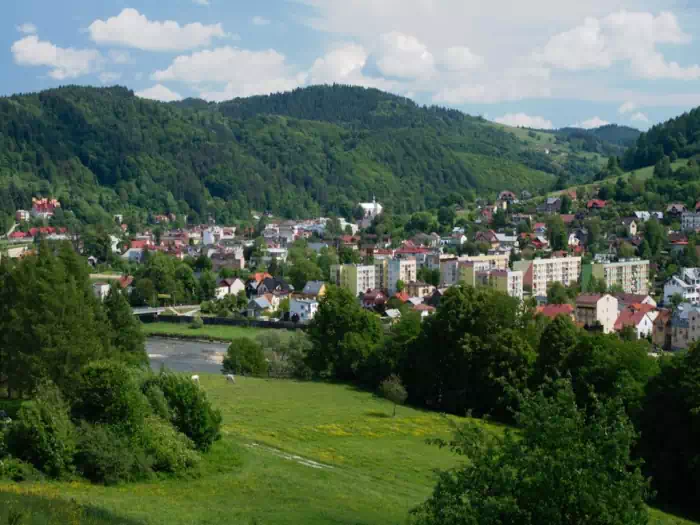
653, 310, 672, 350
440, 253, 509, 287
388, 258, 417, 295
461, 262, 523, 300
667, 203, 687, 218
587, 199, 607, 210
31, 197, 60, 219
330, 264, 376, 297
621, 218, 638, 237
664, 268, 700, 305
374, 259, 389, 292
211, 250, 246, 272
300, 281, 327, 299
247, 296, 275, 318
15, 210, 30, 222
614, 308, 655, 338
671, 303, 700, 350
536, 303, 575, 321
362, 290, 387, 310
614, 293, 657, 311
405, 281, 436, 298
682, 212, 700, 232
514, 256, 582, 299
289, 298, 319, 323
575, 294, 619, 334
474, 230, 500, 250
412, 303, 436, 319
537, 197, 562, 214
589, 258, 650, 295
92, 282, 111, 301
215, 278, 245, 300
634, 211, 664, 222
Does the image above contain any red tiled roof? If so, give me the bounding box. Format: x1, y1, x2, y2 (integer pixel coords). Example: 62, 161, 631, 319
560, 214, 576, 224
576, 293, 604, 306
394, 291, 410, 302
536, 304, 574, 319
614, 309, 648, 331
587, 199, 607, 209
413, 304, 436, 312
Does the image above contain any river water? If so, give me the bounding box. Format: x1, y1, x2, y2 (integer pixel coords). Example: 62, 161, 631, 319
147, 338, 229, 375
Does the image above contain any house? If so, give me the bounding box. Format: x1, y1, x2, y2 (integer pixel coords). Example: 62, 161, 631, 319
575, 294, 619, 334
256, 277, 293, 297
118, 275, 134, 294
537, 197, 562, 214
247, 296, 275, 318
587, 199, 607, 210
568, 233, 580, 248
92, 282, 111, 301
215, 278, 245, 300
653, 309, 673, 350
426, 287, 449, 308
615, 308, 655, 338
121, 248, 144, 263
614, 293, 657, 311
499, 190, 517, 202
621, 218, 638, 237
536, 303, 575, 321
667, 203, 687, 218
533, 222, 547, 235
412, 303, 436, 319
31, 197, 60, 219
474, 230, 500, 250
495, 233, 518, 251
245, 272, 273, 296
384, 309, 402, 323
15, 210, 30, 222
211, 251, 246, 272
664, 268, 700, 305
405, 281, 436, 298
479, 208, 493, 223
520, 190, 533, 200
560, 214, 576, 226
634, 211, 664, 222
300, 281, 327, 299
362, 290, 387, 309
289, 298, 319, 323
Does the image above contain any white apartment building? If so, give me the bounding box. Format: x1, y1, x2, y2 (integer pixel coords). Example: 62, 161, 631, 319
591, 258, 650, 295
575, 294, 619, 334
440, 254, 509, 286
388, 258, 417, 295
330, 264, 376, 296
682, 212, 700, 231
514, 256, 582, 298
664, 268, 700, 305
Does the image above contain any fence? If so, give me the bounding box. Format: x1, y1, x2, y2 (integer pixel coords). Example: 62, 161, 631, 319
140, 313, 305, 331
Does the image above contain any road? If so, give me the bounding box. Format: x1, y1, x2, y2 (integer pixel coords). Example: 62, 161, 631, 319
2, 223, 18, 239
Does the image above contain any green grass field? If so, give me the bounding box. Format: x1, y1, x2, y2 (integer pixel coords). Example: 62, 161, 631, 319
141, 322, 297, 342
1, 376, 697, 525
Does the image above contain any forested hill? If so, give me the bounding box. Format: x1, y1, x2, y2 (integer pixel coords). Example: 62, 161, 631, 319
1, 84, 604, 225
555, 125, 641, 157
623, 107, 700, 170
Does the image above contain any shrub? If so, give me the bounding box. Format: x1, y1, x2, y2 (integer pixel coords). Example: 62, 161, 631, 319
223, 338, 268, 376
140, 417, 200, 475
0, 457, 43, 482
190, 316, 204, 329
143, 383, 171, 421
74, 423, 150, 485
151, 373, 222, 451
5, 384, 76, 478
71, 361, 151, 435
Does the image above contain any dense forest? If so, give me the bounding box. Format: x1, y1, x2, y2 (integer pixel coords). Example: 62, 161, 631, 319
0, 85, 611, 226
623, 107, 700, 169
555, 125, 640, 157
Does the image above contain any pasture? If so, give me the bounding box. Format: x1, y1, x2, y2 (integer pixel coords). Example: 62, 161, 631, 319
1, 376, 697, 525
141, 322, 296, 343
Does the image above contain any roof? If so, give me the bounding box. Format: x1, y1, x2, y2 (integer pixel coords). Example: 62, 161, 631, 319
587, 199, 607, 208
250, 297, 272, 309
614, 309, 650, 331
413, 304, 436, 312
576, 293, 605, 306
394, 291, 410, 302
614, 293, 652, 305
385, 309, 402, 319
560, 214, 576, 224
536, 304, 574, 319
302, 281, 326, 295
118, 276, 134, 289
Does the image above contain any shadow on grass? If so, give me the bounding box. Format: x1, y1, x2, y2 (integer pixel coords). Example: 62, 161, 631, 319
0, 491, 145, 525
364, 410, 391, 419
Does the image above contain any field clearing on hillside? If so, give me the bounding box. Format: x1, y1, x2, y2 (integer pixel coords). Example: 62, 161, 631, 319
1, 377, 697, 525
456, 152, 556, 192
142, 322, 297, 342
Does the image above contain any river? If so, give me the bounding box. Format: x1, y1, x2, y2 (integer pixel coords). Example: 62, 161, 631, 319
147, 338, 229, 375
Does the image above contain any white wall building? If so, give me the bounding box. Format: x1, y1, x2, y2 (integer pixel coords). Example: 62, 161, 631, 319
682, 212, 700, 231
388, 258, 417, 295
358, 198, 383, 228
290, 298, 319, 323
514, 256, 582, 298
664, 268, 700, 305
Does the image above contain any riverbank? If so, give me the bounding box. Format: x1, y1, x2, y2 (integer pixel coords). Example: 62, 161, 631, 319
142, 322, 294, 343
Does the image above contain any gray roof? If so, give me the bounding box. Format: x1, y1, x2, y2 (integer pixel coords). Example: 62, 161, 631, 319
250, 297, 272, 310
302, 281, 326, 295
385, 309, 402, 319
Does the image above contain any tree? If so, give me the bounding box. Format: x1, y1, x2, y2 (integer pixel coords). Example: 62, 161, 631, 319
546, 281, 570, 305
534, 315, 579, 384
222, 338, 268, 376
199, 270, 217, 301
669, 292, 684, 312
288, 258, 323, 291
379, 375, 408, 417
559, 194, 571, 214
618, 242, 636, 259
103, 284, 147, 366
395, 279, 406, 292
639, 348, 700, 510
414, 380, 650, 525
437, 206, 456, 228
546, 215, 568, 251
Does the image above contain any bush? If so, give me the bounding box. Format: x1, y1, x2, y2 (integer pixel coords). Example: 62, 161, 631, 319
5, 384, 76, 478
140, 417, 200, 475
150, 373, 222, 451
223, 338, 268, 376
143, 383, 171, 421
190, 316, 204, 329
74, 423, 150, 485
71, 362, 151, 435
0, 457, 43, 482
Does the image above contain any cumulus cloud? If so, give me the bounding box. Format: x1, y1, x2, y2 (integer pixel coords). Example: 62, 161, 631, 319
11, 35, 102, 80
252, 16, 271, 26
618, 101, 638, 114
136, 84, 183, 102
88, 8, 228, 52
630, 112, 649, 123
433, 67, 550, 104
16, 23, 37, 34
153, 47, 305, 101
374, 32, 435, 79
99, 72, 122, 84
307, 43, 396, 91
439, 46, 484, 71
494, 113, 554, 130
536, 11, 700, 80
572, 116, 610, 129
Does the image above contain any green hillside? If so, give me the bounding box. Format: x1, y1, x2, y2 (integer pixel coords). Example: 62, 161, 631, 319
1, 376, 695, 525
0, 85, 614, 226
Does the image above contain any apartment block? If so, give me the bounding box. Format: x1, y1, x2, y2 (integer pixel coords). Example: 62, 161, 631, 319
681, 212, 700, 231
441, 253, 509, 286
373, 259, 389, 292
575, 294, 619, 334
514, 256, 582, 298
388, 258, 417, 295
664, 268, 700, 305
330, 264, 376, 296
590, 258, 650, 295
461, 261, 523, 300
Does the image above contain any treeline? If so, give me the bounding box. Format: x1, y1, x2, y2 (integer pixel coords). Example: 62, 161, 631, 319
0, 243, 221, 484
306, 284, 700, 514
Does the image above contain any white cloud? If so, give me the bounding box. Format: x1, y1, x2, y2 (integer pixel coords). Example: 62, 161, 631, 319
11, 35, 102, 80
536, 11, 700, 80
572, 116, 610, 129
99, 72, 122, 84
308, 43, 396, 91
135, 84, 183, 102
153, 46, 305, 101
618, 101, 637, 114
252, 16, 271, 26
374, 31, 435, 79
109, 50, 131, 64
439, 46, 484, 71
16, 23, 37, 34
494, 113, 554, 130
193, 0, 210, 5
88, 8, 228, 52
630, 112, 649, 123
433, 67, 551, 104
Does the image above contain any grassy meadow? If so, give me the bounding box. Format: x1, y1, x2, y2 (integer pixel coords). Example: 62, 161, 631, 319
0, 376, 697, 525
141, 322, 297, 343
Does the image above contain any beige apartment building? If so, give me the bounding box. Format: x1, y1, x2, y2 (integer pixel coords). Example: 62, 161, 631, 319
590, 258, 650, 295
441, 253, 510, 286
388, 258, 417, 294
575, 294, 619, 334
514, 256, 582, 298
374, 259, 389, 292
461, 261, 523, 300
330, 264, 376, 297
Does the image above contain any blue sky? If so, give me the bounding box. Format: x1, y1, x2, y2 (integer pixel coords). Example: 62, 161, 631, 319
5, 0, 700, 130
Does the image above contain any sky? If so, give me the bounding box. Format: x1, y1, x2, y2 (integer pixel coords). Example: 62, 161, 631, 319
5, 0, 700, 130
